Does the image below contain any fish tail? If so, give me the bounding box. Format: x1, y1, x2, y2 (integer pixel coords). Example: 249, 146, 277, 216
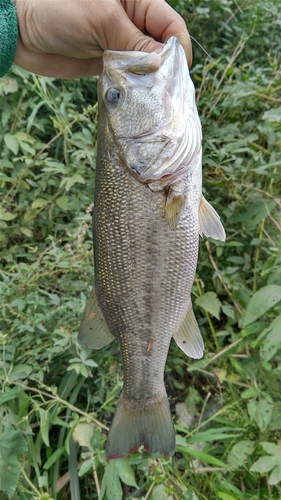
105, 393, 175, 460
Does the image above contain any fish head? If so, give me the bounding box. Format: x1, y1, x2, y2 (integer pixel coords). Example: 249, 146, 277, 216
99, 37, 202, 187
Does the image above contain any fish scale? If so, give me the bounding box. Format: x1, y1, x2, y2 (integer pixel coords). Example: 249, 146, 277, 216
78, 37, 226, 459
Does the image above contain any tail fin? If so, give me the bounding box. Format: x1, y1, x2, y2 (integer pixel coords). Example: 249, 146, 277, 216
105, 393, 175, 459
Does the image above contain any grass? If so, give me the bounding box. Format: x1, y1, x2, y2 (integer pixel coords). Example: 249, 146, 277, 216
0, 0, 281, 498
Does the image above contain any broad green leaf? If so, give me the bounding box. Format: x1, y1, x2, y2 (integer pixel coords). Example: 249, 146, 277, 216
0, 426, 27, 497
9, 364, 33, 382
150, 484, 173, 500
182, 490, 199, 500
31, 198, 49, 209
241, 387, 260, 399
0, 209, 17, 221
262, 107, 281, 122
0, 76, 19, 94
56, 196, 70, 210
115, 458, 138, 488
99, 460, 122, 500
20, 227, 33, 237
61, 174, 86, 192
72, 422, 95, 448
269, 464, 281, 485
243, 285, 281, 327
0, 387, 19, 405
260, 315, 281, 362
4, 133, 19, 155
227, 440, 255, 468
195, 291, 221, 320
251, 442, 281, 485
78, 457, 95, 477
261, 442, 281, 455
250, 455, 279, 473
247, 393, 273, 431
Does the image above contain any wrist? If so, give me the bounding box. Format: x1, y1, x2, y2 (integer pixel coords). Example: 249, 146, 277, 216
0, 0, 19, 77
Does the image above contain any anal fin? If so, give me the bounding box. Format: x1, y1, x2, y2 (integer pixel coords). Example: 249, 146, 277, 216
173, 302, 204, 359
199, 195, 226, 241
78, 287, 115, 349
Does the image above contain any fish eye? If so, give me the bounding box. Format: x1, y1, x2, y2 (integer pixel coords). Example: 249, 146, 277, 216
105, 88, 121, 104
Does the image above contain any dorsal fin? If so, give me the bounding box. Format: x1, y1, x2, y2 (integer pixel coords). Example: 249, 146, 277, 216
199, 196, 226, 241
78, 287, 115, 349
173, 302, 204, 359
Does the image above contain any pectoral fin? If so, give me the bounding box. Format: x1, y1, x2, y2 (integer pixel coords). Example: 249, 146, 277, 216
199, 196, 226, 241
173, 302, 204, 359
164, 185, 186, 229
78, 287, 115, 349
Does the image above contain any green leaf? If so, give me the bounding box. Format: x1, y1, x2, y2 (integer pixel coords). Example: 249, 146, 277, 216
182, 490, 199, 500
0, 387, 19, 405
250, 455, 279, 473
247, 393, 273, 431
72, 422, 95, 448
241, 387, 259, 399
61, 174, 86, 192
269, 464, 281, 485
115, 458, 138, 488
243, 285, 281, 327
195, 291, 221, 320
0, 426, 27, 497
177, 442, 227, 468
56, 196, 70, 210
150, 484, 173, 500
0, 209, 17, 221
99, 460, 123, 500
250, 442, 281, 485
261, 442, 281, 455
31, 198, 49, 209
217, 493, 236, 500
227, 440, 255, 468
39, 408, 50, 447
262, 107, 281, 122
260, 315, 281, 362
4, 133, 19, 155
43, 446, 65, 470
78, 457, 95, 477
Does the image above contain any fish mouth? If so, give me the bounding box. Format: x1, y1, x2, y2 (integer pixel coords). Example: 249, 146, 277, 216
103, 37, 182, 100
101, 38, 202, 186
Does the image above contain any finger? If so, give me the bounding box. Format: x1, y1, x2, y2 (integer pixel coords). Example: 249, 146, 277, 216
122, 0, 192, 66
14, 40, 103, 78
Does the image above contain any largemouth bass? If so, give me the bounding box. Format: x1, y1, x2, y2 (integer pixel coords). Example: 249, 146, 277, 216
79, 37, 225, 459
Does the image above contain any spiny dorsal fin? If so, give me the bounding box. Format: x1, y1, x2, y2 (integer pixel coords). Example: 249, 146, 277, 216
173, 302, 204, 359
199, 196, 226, 241
78, 287, 115, 349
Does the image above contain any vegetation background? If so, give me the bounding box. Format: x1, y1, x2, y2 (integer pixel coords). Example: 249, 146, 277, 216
1, 0, 280, 498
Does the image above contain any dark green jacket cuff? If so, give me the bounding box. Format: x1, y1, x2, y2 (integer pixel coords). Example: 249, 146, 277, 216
0, 0, 18, 77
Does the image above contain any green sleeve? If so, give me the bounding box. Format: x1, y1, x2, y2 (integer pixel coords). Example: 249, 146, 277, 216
0, 0, 18, 77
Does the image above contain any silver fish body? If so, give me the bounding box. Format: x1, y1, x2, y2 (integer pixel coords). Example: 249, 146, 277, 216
79, 37, 225, 459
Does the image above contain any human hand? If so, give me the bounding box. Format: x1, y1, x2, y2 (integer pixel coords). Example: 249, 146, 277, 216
14, 0, 192, 78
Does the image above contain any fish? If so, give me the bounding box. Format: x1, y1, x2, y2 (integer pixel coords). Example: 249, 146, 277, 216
78, 37, 225, 460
